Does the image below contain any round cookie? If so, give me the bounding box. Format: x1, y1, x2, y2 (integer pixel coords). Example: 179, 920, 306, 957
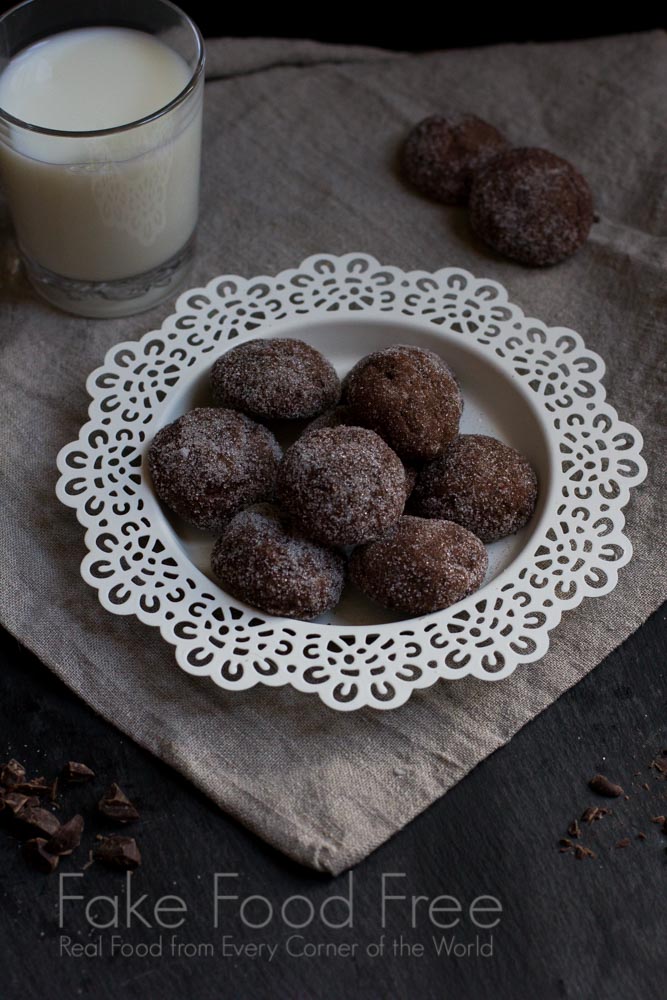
277, 426, 405, 547
303, 406, 416, 503
411, 434, 538, 543
402, 114, 509, 205
350, 515, 488, 616
210, 337, 340, 420
469, 147, 593, 266
342, 344, 463, 462
148, 407, 281, 532
211, 507, 345, 621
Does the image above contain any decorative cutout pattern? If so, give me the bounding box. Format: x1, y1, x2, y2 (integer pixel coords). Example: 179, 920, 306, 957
56, 254, 646, 711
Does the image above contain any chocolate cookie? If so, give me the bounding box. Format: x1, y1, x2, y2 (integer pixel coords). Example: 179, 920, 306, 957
350, 516, 488, 616
210, 337, 340, 420
469, 147, 593, 266
303, 406, 416, 501
211, 507, 345, 621
148, 407, 281, 532
277, 426, 405, 547
411, 434, 538, 543
402, 114, 509, 205
342, 345, 462, 462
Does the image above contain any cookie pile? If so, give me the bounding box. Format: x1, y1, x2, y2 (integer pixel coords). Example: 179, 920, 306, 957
148, 337, 538, 621
402, 113, 594, 266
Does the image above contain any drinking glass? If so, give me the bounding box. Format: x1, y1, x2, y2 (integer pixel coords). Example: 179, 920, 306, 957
0, 0, 205, 317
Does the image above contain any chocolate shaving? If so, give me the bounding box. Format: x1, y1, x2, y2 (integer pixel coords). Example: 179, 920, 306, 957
589, 774, 623, 798
14, 777, 50, 796
581, 805, 610, 824
650, 756, 667, 775
574, 845, 595, 860
567, 820, 581, 839
93, 835, 141, 871
97, 784, 139, 824
45, 815, 84, 856
615, 838, 631, 849
559, 838, 573, 849
637, 833, 647, 841
0, 759, 26, 788
23, 838, 59, 874
650, 815, 666, 825
61, 762, 95, 784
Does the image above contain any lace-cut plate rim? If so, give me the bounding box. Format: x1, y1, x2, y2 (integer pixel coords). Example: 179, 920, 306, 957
56, 253, 647, 711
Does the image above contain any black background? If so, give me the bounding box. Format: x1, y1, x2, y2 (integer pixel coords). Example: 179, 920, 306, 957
1, 5, 666, 999
0, 2, 663, 48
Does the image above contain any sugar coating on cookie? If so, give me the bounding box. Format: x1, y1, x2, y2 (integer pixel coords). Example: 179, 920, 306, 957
148, 407, 281, 532
277, 426, 406, 546
350, 515, 488, 616
469, 147, 593, 266
402, 114, 509, 205
210, 337, 340, 420
211, 507, 345, 620
411, 433, 538, 543
342, 344, 463, 462
304, 406, 416, 501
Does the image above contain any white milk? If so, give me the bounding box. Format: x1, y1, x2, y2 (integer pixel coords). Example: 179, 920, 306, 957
0, 27, 202, 281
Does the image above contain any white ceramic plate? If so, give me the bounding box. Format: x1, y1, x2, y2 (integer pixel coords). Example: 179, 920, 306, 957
56, 253, 646, 710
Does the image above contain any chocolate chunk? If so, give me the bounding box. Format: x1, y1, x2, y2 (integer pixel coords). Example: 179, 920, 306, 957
567, 820, 581, 839
589, 774, 623, 798
15, 805, 60, 840
23, 838, 59, 874
93, 836, 142, 871
61, 762, 95, 784
98, 784, 139, 823
581, 805, 610, 824
650, 815, 666, 825
45, 815, 84, 856
2, 792, 38, 817
574, 845, 596, 860
0, 759, 26, 787
615, 838, 631, 849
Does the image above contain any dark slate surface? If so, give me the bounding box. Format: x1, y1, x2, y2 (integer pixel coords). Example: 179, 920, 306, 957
1, 605, 665, 1000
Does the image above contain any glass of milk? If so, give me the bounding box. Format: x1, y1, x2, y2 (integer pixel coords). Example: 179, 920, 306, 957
0, 0, 204, 317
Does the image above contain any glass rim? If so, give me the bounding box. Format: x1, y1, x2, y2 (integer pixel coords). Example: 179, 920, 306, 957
0, 0, 205, 138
